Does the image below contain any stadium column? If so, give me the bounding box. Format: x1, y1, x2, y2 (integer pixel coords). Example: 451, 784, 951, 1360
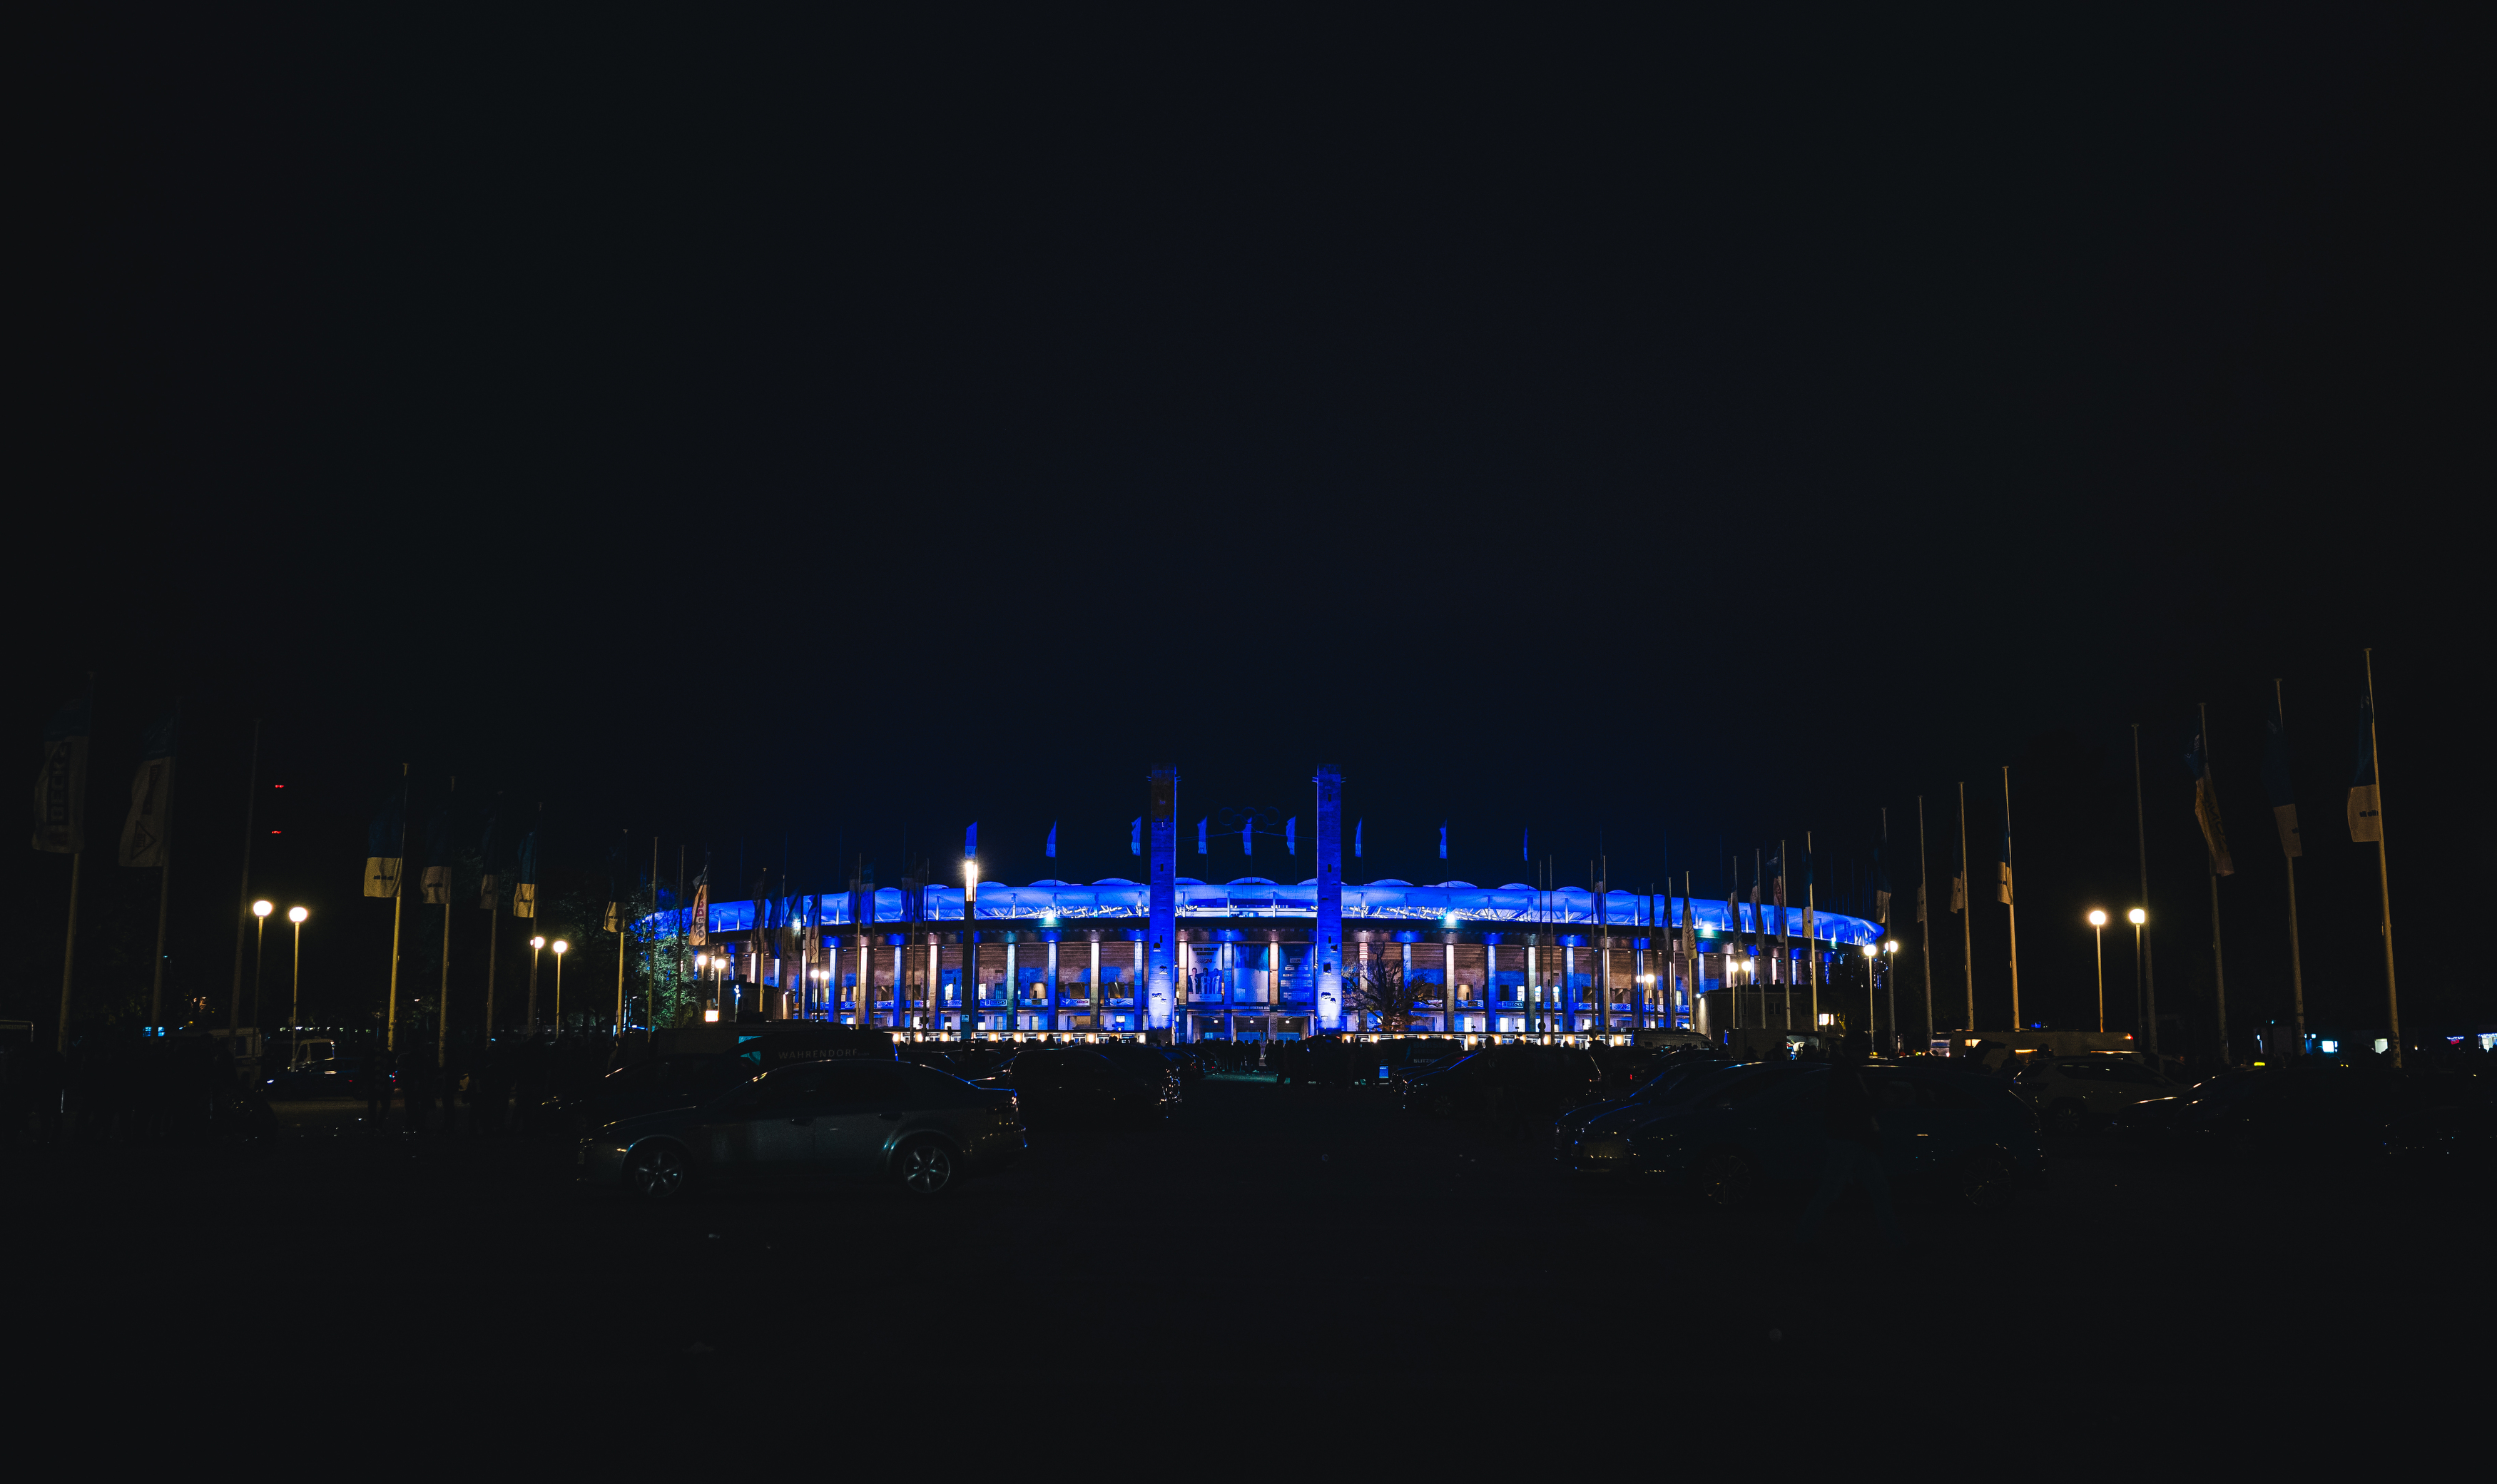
1443, 933, 1458, 1035
1314, 764, 1344, 1031
1046, 933, 1060, 1033
1148, 765, 1179, 1036
1088, 932, 1102, 1030
926, 934, 940, 1032
1004, 938, 1017, 1032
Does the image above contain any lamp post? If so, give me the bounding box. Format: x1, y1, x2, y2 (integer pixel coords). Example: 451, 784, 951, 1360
251, 900, 273, 1030
2087, 910, 2108, 1032
962, 856, 979, 1044
527, 935, 546, 1034
1862, 942, 1879, 1052
1884, 940, 1900, 1054
2127, 909, 2147, 1043
551, 939, 569, 1035
286, 907, 309, 1055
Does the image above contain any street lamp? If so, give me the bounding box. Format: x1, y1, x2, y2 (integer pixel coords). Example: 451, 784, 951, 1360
962, 857, 979, 1041
286, 907, 309, 1054
252, 900, 273, 1030
2127, 908, 2147, 1041
528, 935, 546, 1034
552, 939, 569, 1034
2087, 910, 2108, 1032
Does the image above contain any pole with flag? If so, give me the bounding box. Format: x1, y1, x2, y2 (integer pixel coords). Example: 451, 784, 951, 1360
478, 803, 501, 1035
119, 708, 178, 1027
1916, 795, 1933, 1052
225, 718, 263, 1040
605, 829, 626, 1037
1998, 769, 2019, 1030
34, 684, 93, 1052
1877, 807, 1894, 1054
365, 766, 410, 1050
1724, 860, 1739, 1032
516, 810, 541, 1032
2353, 651, 2401, 1067
1044, 820, 1055, 860
2262, 681, 2307, 1051
422, 778, 455, 1066
1955, 783, 1973, 1032
1773, 843, 1790, 1030
2189, 708, 2233, 1064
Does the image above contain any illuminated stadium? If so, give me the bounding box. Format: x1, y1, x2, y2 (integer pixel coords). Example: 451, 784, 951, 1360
649, 767, 1885, 1040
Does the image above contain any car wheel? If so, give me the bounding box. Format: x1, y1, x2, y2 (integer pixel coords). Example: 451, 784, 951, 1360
624, 1143, 689, 1202
2048, 1101, 2087, 1134
897, 1137, 957, 1197
1696, 1149, 1756, 1209
1956, 1149, 2019, 1210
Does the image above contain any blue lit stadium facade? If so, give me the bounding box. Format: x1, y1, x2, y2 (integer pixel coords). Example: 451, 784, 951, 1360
650, 766, 1885, 1039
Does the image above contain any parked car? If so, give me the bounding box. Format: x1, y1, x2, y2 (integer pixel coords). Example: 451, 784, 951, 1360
1590, 1060, 2042, 1209
579, 1056, 1022, 1200
2105, 1059, 2410, 1157
985, 1048, 1174, 1127
550, 1052, 756, 1133
1095, 1044, 1187, 1101
1406, 1045, 1605, 1127
263, 1056, 391, 1099
1552, 1050, 1731, 1159
2013, 1055, 2188, 1132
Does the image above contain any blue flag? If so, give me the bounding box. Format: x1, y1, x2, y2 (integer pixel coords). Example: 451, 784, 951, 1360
1438, 821, 1447, 860
2262, 698, 2302, 858
1521, 827, 1527, 863
514, 827, 539, 918
1045, 821, 1057, 859
965, 821, 978, 857
1286, 817, 1296, 855
1241, 818, 1252, 856
419, 782, 455, 904
1129, 818, 1141, 857
1196, 818, 1208, 855
1354, 818, 1363, 859
363, 782, 406, 898
2347, 693, 2381, 843
477, 809, 500, 909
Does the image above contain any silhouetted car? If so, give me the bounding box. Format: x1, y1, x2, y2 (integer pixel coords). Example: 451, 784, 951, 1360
1587, 1060, 2041, 1209
986, 1048, 1174, 1127
2013, 1056, 2188, 1131
1552, 1050, 1731, 1159
263, 1057, 391, 1099
1095, 1044, 1187, 1101
2106, 1059, 2410, 1157
579, 1057, 1022, 1200
551, 1052, 755, 1132
1406, 1045, 1605, 1127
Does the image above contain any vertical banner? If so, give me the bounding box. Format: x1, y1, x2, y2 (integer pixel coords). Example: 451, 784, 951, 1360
512, 828, 539, 918
118, 713, 177, 868
31, 693, 91, 854
362, 782, 406, 898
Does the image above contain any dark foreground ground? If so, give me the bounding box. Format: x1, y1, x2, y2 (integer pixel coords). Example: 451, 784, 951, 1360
11, 1077, 2485, 1460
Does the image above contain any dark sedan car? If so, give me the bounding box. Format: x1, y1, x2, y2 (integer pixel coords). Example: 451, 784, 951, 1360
1587, 1060, 2042, 1209
985, 1048, 1174, 1126
1406, 1045, 1605, 1127
1552, 1050, 1731, 1160
551, 1052, 753, 1132
579, 1057, 1022, 1200
2106, 1059, 2411, 1158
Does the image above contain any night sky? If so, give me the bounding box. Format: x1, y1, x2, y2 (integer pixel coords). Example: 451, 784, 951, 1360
15, 11, 2480, 1048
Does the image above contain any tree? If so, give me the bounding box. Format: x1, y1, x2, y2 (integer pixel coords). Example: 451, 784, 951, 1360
1345, 953, 1427, 1033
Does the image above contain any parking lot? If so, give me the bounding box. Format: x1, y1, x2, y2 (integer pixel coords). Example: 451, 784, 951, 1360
11, 1072, 2484, 1443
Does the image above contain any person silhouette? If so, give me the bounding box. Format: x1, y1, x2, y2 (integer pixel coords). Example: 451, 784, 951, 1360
1791, 1030, 1902, 1251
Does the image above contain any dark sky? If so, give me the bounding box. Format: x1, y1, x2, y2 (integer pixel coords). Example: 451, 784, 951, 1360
16, 11, 2481, 1044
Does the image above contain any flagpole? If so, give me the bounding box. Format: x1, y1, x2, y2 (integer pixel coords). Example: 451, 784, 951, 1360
227, 718, 263, 1038
2275, 680, 2307, 1054
54, 676, 96, 1054
387, 763, 409, 1052
2364, 649, 2401, 1069
2002, 768, 2020, 1029
437, 776, 454, 1071
1956, 783, 1973, 1032
2132, 725, 2158, 1056
1916, 796, 1933, 1052
2199, 703, 2231, 1067
1881, 807, 1896, 1056
148, 716, 177, 1027
1805, 833, 1819, 1030
57, 852, 83, 1055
